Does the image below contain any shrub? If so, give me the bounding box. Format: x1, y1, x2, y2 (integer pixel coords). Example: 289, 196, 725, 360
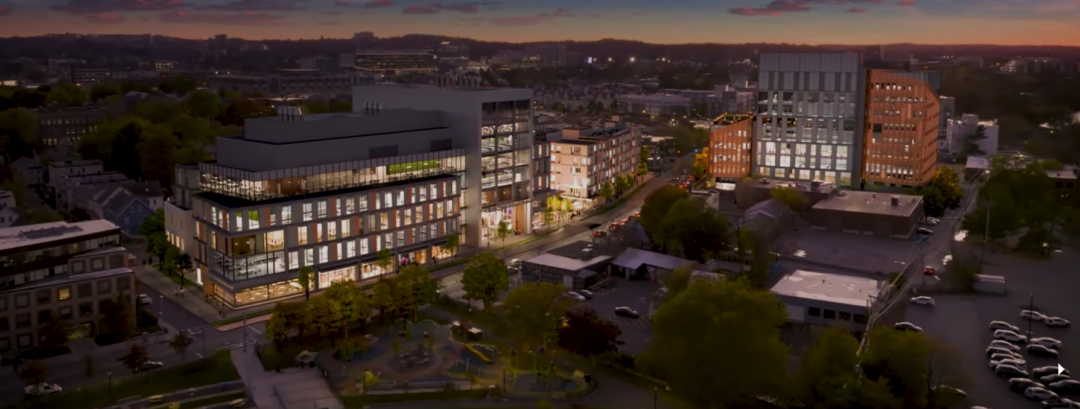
464, 344, 491, 363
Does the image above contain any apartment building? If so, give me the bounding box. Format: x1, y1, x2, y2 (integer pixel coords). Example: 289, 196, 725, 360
0, 220, 133, 351
862, 70, 941, 187
754, 52, 865, 188
34, 104, 124, 147
548, 117, 641, 210
353, 82, 543, 245
708, 112, 755, 182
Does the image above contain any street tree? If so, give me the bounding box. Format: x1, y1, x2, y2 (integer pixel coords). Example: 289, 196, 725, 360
397, 265, 438, 323
770, 186, 809, 213
20, 360, 49, 387
445, 232, 460, 259
119, 344, 149, 373
308, 295, 344, 340
638, 146, 650, 176
500, 282, 572, 347
496, 220, 511, 250
931, 167, 964, 211
920, 186, 948, 218
542, 206, 554, 227
642, 277, 789, 408
101, 294, 134, 340
692, 147, 709, 181
662, 266, 693, 301
558, 307, 621, 364
372, 278, 397, 323
298, 266, 315, 301
38, 316, 69, 349
460, 252, 509, 311
324, 281, 368, 337
376, 249, 394, 274
169, 331, 194, 362
600, 182, 614, 203
657, 197, 730, 261
639, 184, 690, 237
278, 301, 313, 343
163, 245, 180, 277
176, 253, 193, 286
89, 83, 121, 101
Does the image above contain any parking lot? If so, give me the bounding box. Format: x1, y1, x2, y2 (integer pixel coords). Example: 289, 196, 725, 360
789, 228, 919, 274
584, 279, 659, 356
900, 249, 1080, 408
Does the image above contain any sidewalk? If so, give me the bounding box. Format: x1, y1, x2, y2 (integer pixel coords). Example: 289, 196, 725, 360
135, 265, 247, 324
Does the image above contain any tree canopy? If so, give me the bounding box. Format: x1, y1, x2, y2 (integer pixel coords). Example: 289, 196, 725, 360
460, 252, 509, 311
500, 282, 573, 347
557, 307, 621, 361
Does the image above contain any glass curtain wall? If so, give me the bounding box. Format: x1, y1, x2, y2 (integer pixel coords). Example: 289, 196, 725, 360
480, 100, 532, 238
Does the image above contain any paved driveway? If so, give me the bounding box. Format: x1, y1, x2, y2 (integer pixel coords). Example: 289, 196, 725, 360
585, 280, 658, 356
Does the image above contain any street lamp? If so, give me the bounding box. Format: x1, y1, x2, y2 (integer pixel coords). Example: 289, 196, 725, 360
1028, 293, 1035, 339
159, 295, 164, 317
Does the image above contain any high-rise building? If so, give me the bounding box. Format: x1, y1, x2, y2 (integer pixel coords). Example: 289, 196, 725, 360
753, 52, 865, 187
708, 112, 755, 182
862, 70, 941, 187
547, 116, 641, 210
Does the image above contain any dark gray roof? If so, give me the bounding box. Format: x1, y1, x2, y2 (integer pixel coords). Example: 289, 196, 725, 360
121, 182, 163, 198
101, 190, 146, 220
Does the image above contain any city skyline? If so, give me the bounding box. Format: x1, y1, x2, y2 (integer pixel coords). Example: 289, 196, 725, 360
0, 0, 1078, 46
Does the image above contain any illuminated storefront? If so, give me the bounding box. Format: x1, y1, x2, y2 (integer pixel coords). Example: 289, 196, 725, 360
213, 279, 303, 307
319, 266, 356, 289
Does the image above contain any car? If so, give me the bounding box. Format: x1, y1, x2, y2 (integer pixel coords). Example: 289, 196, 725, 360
23, 383, 62, 397
1029, 344, 1060, 358
1046, 317, 1073, 328
895, 322, 923, 332
1024, 310, 1050, 322
564, 292, 586, 302
932, 385, 967, 397
133, 361, 164, 373
917, 227, 934, 236
991, 321, 1021, 332
992, 359, 1028, 370
997, 365, 1030, 378
1012, 378, 1047, 393
991, 340, 1022, 352
1050, 380, 1080, 394
1032, 337, 1063, 349
991, 352, 1023, 362
1027, 387, 1060, 401
1043, 374, 1074, 384
577, 290, 593, 300
995, 330, 1028, 344
614, 306, 639, 318
923, 267, 936, 275
1037, 366, 1072, 377
910, 296, 935, 306
137, 294, 152, 305
988, 346, 1023, 357
920, 218, 940, 226
1043, 398, 1080, 408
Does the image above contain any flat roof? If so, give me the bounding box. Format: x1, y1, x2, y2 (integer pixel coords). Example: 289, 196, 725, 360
611, 248, 694, 271
770, 270, 882, 308
1046, 169, 1078, 180
524, 252, 612, 272
966, 156, 990, 170
0, 220, 120, 251
2, 267, 133, 293
812, 190, 922, 217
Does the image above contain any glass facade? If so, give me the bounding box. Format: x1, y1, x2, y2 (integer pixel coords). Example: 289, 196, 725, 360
199, 150, 465, 202
480, 101, 532, 207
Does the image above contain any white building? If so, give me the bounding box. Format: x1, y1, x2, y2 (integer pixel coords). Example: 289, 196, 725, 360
945, 114, 999, 157
753, 53, 864, 188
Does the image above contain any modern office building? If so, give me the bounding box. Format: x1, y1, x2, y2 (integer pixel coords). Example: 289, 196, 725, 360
353, 82, 544, 245
862, 70, 941, 187
547, 117, 641, 210
0, 220, 133, 351
708, 112, 755, 182
754, 52, 865, 188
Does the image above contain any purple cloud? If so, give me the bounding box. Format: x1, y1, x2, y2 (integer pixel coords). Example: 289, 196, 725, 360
159, 10, 287, 24
51, 0, 187, 15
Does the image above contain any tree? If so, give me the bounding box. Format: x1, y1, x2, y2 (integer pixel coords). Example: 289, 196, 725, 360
38, 316, 69, 349
794, 327, 863, 408
159, 75, 197, 95
600, 182, 614, 203
500, 282, 572, 347
298, 266, 315, 301
268, 301, 312, 347
558, 307, 621, 364
137, 123, 179, 187
169, 331, 194, 362
662, 266, 693, 301
119, 344, 149, 373
920, 186, 947, 218
89, 83, 121, 101
963, 125, 987, 156
163, 245, 180, 277
0, 107, 39, 163
175, 253, 193, 286
45, 81, 87, 106
638, 146, 651, 176
642, 278, 789, 408
862, 328, 933, 407
140, 208, 167, 261
445, 232, 460, 259
20, 360, 49, 388
325, 281, 371, 337
372, 278, 397, 323
308, 294, 344, 340
616, 174, 632, 196
640, 184, 690, 237
101, 294, 134, 340
185, 90, 221, 119
461, 252, 510, 311
931, 167, 963, 211
692, 146, 709, 181
376, 248, 394, 274
542, 206, 554, 227
397, 264, 438, 323
221, 99, 274, 126
495, 220, 511, 253
770, 186, 808, 213
656, 198, 730, 261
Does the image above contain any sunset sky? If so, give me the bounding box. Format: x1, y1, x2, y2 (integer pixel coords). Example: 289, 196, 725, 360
0, 0, 1079, 45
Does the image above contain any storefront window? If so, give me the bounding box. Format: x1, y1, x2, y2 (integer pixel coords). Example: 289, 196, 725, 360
319, 266, 356, 289
361, 262, 384, 280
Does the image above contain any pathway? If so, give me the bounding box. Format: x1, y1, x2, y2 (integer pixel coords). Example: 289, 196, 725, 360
231, 348, 342, 409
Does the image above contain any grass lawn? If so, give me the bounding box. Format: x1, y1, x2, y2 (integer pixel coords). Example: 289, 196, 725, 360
170, 391, 248, 409
3, 350, 240, 409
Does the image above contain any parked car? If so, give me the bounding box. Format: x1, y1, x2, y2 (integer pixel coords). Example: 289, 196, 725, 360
920, 217, 940, 226
133, 361, 164, 373
1046, 317, 1072, 328
990, 340, 1022, 352
24, 383, 62, 397
988, 346, 1022, 357
1026, 387, 1060, 401
614, 306, 639, 318
564, 292, 586, 302
1050, 380, 1080, 395
1023, 310, 1049, 322
895, 322, 923, 332
917, 228, 934, 236
1029, 345, 1060, 358
995, 330, 1028, 344
910, 296, 935, 306
1011, 378, 1047, 393
577, 290, 593, 300
991, 352, 1023, 362
1037, 366, 1072, 377
932, 385, 967, 397
1043, 398, 1080, 408
991, 321, 1021, 332
992, 359, 1027, 370
137, 294, 152, 305
1032, 337, 1063, 349
1043, 375, 1073, 384
997, 365, 1029, 378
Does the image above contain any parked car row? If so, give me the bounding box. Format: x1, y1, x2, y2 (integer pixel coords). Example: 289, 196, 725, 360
986, 315, 1076, 408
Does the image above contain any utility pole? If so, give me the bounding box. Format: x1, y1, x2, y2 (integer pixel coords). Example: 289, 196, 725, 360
1028, 293, 1035, 338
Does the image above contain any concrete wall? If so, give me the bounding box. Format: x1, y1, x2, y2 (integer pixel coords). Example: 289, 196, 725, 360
774, 293, 870, 331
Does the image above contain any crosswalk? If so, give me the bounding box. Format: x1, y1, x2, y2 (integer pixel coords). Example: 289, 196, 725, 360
221, 338, 259, 351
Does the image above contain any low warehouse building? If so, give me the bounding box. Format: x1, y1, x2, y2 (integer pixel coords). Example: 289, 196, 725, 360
809, 190, 923, 239
770, 270, 883, 332
520, 241, 614, 290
